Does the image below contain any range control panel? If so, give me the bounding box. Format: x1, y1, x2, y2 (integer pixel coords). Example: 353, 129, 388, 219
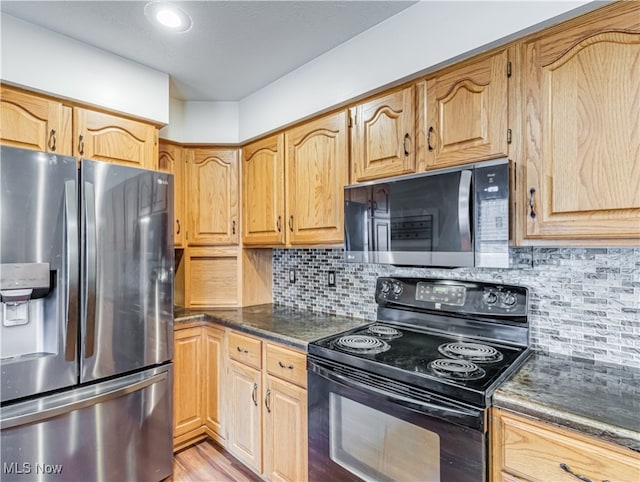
375, 277, 528, 318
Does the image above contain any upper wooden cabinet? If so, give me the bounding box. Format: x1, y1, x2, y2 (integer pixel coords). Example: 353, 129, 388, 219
158, 141, 185, 247
522, 2, 640, 241
350, 86, 416, 182
242, 111, 348, 247
242, 134, 286, 246
74, 108, 158, 170
425, 48, 510, 168
187, 147, 239, 245
285, 110, 349, 245
0, 85, 72, 156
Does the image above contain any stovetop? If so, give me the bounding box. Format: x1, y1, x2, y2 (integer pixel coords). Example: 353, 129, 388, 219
308, 277, 532, 407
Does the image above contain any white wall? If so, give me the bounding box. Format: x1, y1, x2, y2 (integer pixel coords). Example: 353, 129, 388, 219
160, 99, 239, 144
238, 0, 598, 141
0, 14, 169, 124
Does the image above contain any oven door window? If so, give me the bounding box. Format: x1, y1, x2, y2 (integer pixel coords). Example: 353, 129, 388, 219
330, 393, 440, 482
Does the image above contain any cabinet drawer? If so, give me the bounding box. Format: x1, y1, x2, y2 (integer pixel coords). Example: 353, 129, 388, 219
265, 344, 307, 388
228, 331, 262, 369
497, 410, 640, 482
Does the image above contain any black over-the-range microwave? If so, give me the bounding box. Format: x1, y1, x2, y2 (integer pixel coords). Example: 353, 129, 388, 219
344, 158, 512, 268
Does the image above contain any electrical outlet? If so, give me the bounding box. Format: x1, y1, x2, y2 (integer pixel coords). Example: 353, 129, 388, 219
328, 271, 336, 287
288, 268, 296, 283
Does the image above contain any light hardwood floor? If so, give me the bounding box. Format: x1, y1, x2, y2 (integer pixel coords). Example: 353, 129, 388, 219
167, 440, 262, 482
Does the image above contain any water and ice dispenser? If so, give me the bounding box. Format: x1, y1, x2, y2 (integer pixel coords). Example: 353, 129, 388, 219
0, 263, 53, 359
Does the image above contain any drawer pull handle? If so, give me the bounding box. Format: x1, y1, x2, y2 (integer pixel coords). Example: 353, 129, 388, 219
278, 361, 294, 370
265, 389, 271, 413
251, 383, 258, 406
559, 463, 594, 482
237, 346, 249, 354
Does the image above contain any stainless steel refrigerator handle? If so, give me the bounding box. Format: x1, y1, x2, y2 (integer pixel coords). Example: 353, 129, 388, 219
0, 372, 167, 430
64, 180, 79, 362
83, 182, 97, 359
458, 170, 472, 251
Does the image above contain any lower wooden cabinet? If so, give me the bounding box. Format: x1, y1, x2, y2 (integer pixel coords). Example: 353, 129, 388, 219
491, 408, 640, 482
226, 330, 309, 482
173, 325, 225, 451
263, 375, 308, 482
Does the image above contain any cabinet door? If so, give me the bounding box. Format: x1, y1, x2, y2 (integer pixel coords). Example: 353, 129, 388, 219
188, 148, 239, 245
427, 48, 509, 168
158, 141, 185, 247
263, 375, 308, 482
204, 326, 225, 442
74, 108, 158, 170
242, 134, 286, 246
0, 85, 72, 155
351, 86, 415, 182
228, 360, 262, 472
523, 2, 640, 240
185, 247, 238, 307
173, 327, 203, 438
286, 110, 349, 245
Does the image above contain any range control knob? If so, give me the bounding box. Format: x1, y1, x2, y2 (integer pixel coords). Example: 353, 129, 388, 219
379, 281, 391, 294
483, 291, 498, 305
500, 291, 518, 307
392, 283, 403, 296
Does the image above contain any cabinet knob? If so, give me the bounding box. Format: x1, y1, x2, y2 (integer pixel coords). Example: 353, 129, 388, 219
232, 219, 236, 235
78, 134, 85, 156
403, 133, 410, 156
288, 215, 294, 232
176, 219, 181, 235
251, 383, 258, 406
276, 216, 282, 233
236, 346, 249, 354
278, 361, 294, 370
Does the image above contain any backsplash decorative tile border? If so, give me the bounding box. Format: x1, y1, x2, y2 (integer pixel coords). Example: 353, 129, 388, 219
273, 247, 640, 368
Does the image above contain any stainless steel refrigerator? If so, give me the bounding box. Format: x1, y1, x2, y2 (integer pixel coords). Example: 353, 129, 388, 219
0, 146, 174, 481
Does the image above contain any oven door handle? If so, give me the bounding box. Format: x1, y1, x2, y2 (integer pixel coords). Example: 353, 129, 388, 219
310, 363, 484, 430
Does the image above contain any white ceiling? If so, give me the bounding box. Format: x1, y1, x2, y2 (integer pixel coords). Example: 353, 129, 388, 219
0, 1, 415, 101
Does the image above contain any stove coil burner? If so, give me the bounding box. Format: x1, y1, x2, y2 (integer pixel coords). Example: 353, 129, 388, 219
438, 342, 503, 363
333, 335, 391, 354
428, 359, 486, 381
367, 324, 402, 340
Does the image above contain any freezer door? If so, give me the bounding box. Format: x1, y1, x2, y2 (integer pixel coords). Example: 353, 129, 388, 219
1, 364, 173, 482
80, 160, 174, 382
0, 147, 79, 402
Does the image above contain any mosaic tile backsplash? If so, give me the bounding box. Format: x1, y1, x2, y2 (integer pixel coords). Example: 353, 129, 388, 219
273, 248, 640, 368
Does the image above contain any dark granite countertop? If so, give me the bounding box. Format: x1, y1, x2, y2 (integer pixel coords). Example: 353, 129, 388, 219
174, 304, 368, 351
493, 352, 640, 452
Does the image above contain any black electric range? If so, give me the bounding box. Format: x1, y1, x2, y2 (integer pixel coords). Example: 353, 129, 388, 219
308, 277, 532, 408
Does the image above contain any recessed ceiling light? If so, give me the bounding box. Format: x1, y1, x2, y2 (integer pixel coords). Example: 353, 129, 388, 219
145, 2, 192, 33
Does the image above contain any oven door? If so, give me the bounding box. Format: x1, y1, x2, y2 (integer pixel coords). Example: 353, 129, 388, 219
308, 357, 486, 482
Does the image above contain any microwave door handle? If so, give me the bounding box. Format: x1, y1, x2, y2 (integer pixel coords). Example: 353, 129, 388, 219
83, 182, 97, 359
64, 180, 79, 362
458, 170, 472, 251
312, 363, 483, 429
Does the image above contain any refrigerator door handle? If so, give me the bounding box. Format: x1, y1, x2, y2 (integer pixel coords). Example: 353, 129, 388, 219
0, 372, 168, 430
83, 181, 97, 359
64, 180, 79, 362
